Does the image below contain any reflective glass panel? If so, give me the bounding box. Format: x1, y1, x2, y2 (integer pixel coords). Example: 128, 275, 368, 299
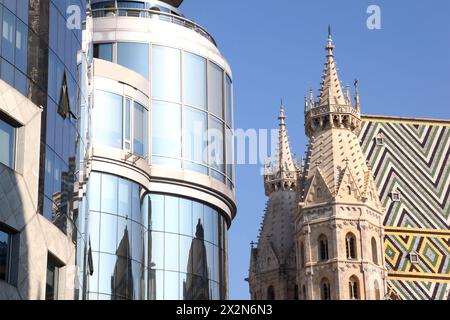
0, 230, 10, 281
150, 231, 164, 270
164, 271, 180, 300
164, 196, 179, 234
209, 117, 225, 174
118, 178, 131, 218
98, 253, 117, 295
226, 129, 234, 181
101, 174, 118, 214
94, 43, 113, 62
2, 8, 15, 63
100, 213, 117, 254
183, 107, 208, 170
179, 198, 192, 237
15, 19, 28, 73
88, 211, 101, 251
208, 62, 224, 119
152, 45, 180, 102
0, 118, 15, 168
183, 52, 206, 109
150, 194, 164, 232
93, 91, 123, 149
133, 102, 147, 157
117, 42, 149, 79
164, 233, 179, 272
226, 75, 233, 128
151, 100, 181, 159
88, 172, 101, 212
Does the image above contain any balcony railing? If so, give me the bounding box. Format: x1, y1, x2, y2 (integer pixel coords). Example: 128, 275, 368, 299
90, 8, 217, 46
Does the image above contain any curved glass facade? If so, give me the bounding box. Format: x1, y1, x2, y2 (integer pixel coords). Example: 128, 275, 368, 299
93, 43, 234, 189
86, 172, 228, 300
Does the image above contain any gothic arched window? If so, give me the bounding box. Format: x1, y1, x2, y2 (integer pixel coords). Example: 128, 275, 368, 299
267, 286, 275, 300
302, 285, 307, 300
371, 237, 378, 265
347, 185, 352, 195
316, 187, 322, 198
318, 234, 329, 261
348, 276, 360, 300
345, 233, 357, 259
294, 285, 299, 300
320, 278, 331, 300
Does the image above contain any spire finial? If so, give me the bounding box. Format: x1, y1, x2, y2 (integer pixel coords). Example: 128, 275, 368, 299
278, 102, 286, 126
354, 79, 361, 111
328, 25, 332, 40
304, 96, 309, 113
326, 25, 335, 57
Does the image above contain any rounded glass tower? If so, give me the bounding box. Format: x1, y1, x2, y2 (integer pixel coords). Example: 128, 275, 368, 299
81, 0, 235, 300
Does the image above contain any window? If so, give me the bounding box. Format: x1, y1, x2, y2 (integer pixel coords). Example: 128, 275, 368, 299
316, 187, 322, 198
46, 254, 62, 300
152, 100, 181, 161
133, 102, 148, 158
94, 43, 113, 62
93, 90, 123, 149
375, 133, 384, 146
391, 191, 401, 202
208, 62, 224, 119
0, 229, 12, 282
2, 8, 16, 63
348, 276, 359, 300
58, 72, 71, 119
0, 117, 16, 169
117, 42, 149, 79
183, 107, 208, 173
347, 185, 352, 195
345, 233, 357, 260
302, 285, 306, 300
294, 285, 299, 300
318, 235, 329, 261
152, 45, 180, 102
267, 286, 275, 300
183, 52, 206, 109
226, 75, 233, 128
371, 237, 378, 265
15, 19, 28, 73
209, 116, 225, 175
321, 278, 331, 300
409, 252, 419, 264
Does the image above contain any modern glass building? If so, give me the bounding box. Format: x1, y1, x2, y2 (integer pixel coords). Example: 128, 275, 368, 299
78, 0, 236, 300
0, 0, 87, 299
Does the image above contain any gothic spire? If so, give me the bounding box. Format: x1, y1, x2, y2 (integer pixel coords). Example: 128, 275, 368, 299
318, 26, 346, 107
277, 103, 297, 176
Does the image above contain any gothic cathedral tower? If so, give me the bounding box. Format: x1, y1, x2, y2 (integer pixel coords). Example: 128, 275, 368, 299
296, 29, 387, 300
248, 105, 300, 300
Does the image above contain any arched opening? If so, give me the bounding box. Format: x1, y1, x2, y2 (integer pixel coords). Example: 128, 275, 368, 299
345, 233, 357, 260
371, 237, 378, 265
267, 286, 275, 300
320, 278, 331, 300
294, 285, 299, 300
302, 285, 307, 300
348, 276, 360, 300
318, 234, 329, 261
347, 185, 352, 195
316, 187, 322, 198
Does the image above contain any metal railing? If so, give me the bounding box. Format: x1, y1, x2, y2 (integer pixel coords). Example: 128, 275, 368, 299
90, 8, 217, 46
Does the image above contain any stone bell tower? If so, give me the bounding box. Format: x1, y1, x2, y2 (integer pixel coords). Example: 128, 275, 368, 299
296, 28, 387, 300
248, 104, 300, 300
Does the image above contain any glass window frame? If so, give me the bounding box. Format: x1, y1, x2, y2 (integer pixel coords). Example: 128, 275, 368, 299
0, 228, 12, 283
0, 115, 17, 169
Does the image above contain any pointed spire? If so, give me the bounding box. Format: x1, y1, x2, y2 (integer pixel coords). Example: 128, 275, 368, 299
318, 26, 346, 107
354, 79, 361, 111
277, 103, 297, 176
309, 88, 315, 108
304, 96, 309, 113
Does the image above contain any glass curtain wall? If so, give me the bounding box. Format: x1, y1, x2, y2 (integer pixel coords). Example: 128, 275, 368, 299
86, 172, 228, 300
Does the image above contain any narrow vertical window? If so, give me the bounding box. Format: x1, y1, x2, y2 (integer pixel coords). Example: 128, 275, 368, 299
371, 237, 378, 265
133, 102, 147, 157
318, 235, 329, 261
0, 117, 16, 169
321, 278, 331, 300
124, 98, 131, 150
267, 286, 275, 300
346, 233, 357, 259
46, 254, 62, 300
0, 229, 12, 282
348, 276, 359, 300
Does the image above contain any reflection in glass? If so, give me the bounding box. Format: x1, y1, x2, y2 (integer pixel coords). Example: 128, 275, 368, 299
118, 178, 131, 218
226, 75, 233, 128
0, 118, 15, 168
164, 196, 179, 234
100, 213, 117, 254
152, 45, 180, 102
226, 129, 234, 182
165, 233, 179, 272
152, 100, 181, 159
209, 117, 225, 174
117, 42, 149, 79
133, 102, 148, 157
93, 90, 123, 149
183, 52, 206, 109
111, 226, 134, 300
150, 194, 164, 232
183, 220, 210, 300
98, 253, 116, 295
179, 198, 193, 237
0, 230, 11, 281
150, 231, 164, 270
183, 107, 208, 172
165, 271, 180, 300
101, 174, 118, 214
208, 62, 223, 119
94, 43, 113, 62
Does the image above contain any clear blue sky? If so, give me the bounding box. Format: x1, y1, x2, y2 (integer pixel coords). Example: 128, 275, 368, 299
181, 0, 450, 299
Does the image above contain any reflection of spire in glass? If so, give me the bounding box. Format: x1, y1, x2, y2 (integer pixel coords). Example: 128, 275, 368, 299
111, 227, 134, 300
183, 220, 210, 300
